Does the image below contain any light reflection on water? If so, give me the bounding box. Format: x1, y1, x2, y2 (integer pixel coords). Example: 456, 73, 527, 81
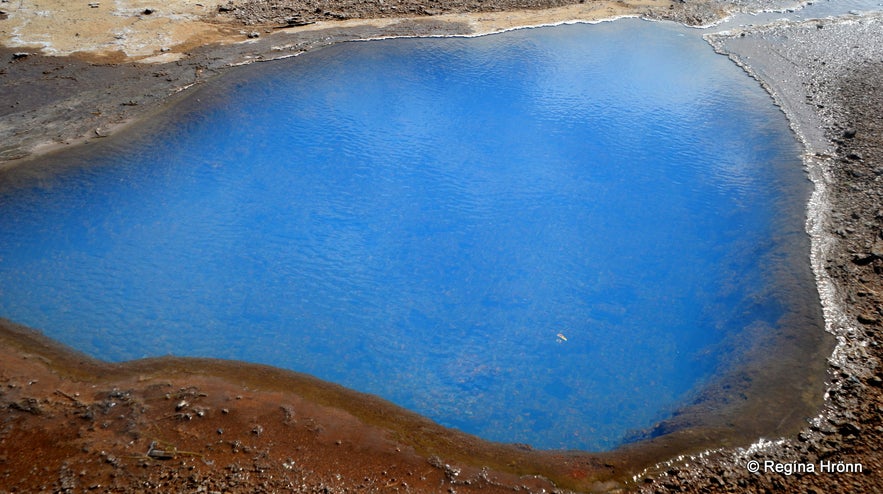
0, 19, 823, 451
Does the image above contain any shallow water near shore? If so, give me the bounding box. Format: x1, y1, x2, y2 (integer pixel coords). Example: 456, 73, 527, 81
0, 19, 826, 451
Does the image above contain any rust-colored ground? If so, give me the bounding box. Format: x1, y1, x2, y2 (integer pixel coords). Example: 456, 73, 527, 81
1, 321, 639, 492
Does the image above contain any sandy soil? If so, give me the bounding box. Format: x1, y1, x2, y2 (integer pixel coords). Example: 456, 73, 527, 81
2, 1, 882, 493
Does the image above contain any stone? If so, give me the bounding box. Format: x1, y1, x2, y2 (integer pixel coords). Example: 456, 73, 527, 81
838, 422, 862, 436
858, 313, 880, 325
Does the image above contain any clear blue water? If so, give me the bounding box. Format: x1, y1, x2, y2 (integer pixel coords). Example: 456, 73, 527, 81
0, 20, 814, 451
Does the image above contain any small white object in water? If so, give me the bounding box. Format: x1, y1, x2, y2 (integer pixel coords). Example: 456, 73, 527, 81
556, 333, 567, 342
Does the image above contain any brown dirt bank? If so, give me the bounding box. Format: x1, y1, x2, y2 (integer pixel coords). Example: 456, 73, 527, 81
0, 319, 579, 493
1, 2, 881, 494
0, 318, 761, 493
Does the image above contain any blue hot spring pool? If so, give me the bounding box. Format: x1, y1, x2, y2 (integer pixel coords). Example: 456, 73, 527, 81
0, 20, 821, 451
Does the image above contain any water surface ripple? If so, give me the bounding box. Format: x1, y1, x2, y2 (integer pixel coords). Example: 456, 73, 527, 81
0, 20, 822, 451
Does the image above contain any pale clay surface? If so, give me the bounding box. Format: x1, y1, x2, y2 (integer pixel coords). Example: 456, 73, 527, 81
0, 0, 674, 62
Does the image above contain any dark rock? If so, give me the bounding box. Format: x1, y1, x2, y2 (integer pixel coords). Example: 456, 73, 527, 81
858, 313, 880, 325
284, 17, 314, 26
142, 8, 155, 15
838, 422, 862, 436
12, 52, 29, 60
8, 398, 43, 414
853, 253, 878, 265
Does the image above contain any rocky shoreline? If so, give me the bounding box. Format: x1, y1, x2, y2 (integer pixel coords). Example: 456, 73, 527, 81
2, 1, 882, 492
637, 12, 883, 492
